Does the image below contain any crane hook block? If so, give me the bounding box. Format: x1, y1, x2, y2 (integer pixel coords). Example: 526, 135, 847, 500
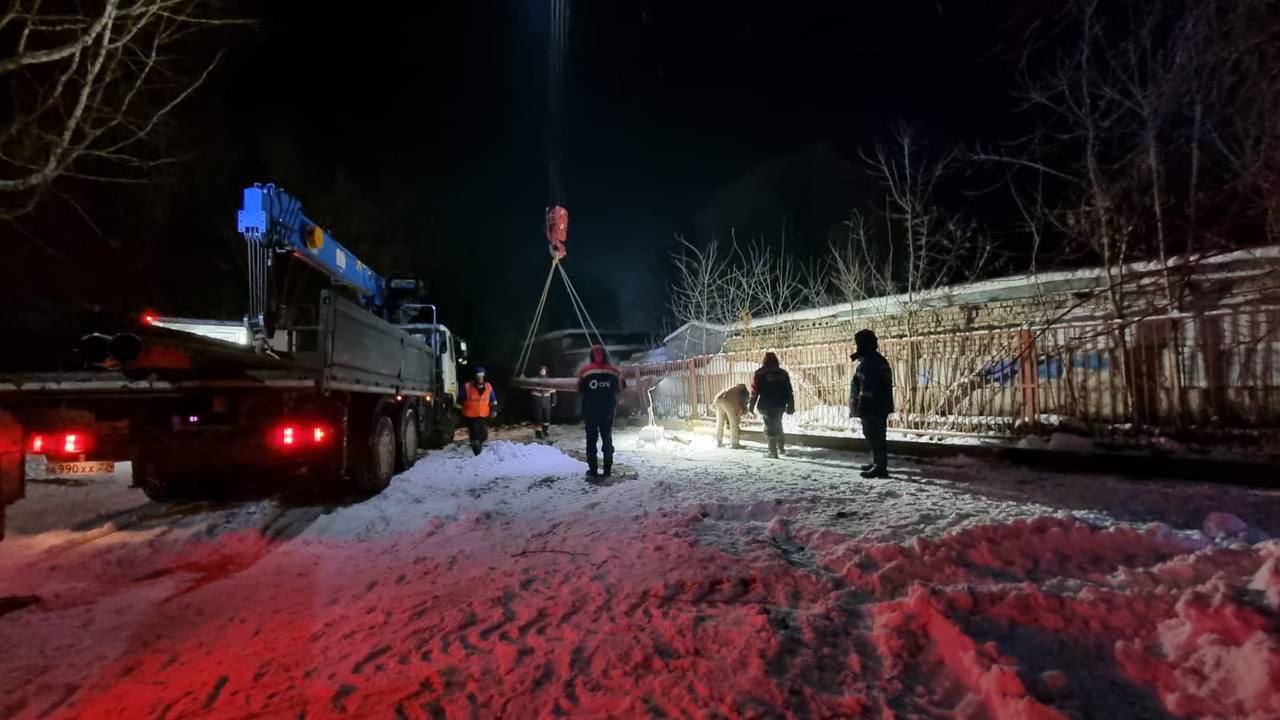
546, 206, 568, 260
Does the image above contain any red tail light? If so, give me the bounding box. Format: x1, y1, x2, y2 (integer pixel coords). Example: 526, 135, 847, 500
28, 431, 92, 455
269, 422, 332, 451
64, 433, 84, 453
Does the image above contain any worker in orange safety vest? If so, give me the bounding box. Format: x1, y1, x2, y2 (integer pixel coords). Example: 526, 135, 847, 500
458, 366, 498, 455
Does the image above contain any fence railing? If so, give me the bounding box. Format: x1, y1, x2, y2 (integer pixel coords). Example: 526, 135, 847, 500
626, 307, 1280, 435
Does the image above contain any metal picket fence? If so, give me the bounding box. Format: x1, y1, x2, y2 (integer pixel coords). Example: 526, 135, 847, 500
627, 307, 1280, 435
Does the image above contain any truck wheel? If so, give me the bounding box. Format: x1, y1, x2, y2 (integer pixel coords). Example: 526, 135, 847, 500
134, 458, 189, 502
426, 409, 458, 449
398, 407, 420, 471
353, 414, 396, 495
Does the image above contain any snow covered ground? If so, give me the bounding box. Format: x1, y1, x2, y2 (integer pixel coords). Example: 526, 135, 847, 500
1, 426, 1278, 719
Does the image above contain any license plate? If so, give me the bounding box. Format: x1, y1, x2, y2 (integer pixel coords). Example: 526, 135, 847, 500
27, 458, 116, 479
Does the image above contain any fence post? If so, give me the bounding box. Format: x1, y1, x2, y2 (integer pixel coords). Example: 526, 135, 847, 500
687, 358, 699, 418
1018, 328, 1039, 423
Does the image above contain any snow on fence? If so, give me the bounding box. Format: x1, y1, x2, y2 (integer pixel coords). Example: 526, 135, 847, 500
627, 306, 1280, 435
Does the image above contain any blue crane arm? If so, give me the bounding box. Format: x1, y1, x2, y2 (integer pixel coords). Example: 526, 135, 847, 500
237, 183, 385, 310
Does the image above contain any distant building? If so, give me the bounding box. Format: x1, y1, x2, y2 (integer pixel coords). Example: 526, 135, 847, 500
636, 246, 1280, 434
653, 245, 1280, 357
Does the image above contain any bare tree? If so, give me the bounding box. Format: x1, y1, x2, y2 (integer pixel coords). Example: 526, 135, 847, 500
863, 125, 993, 334
971, 0, 1279, 427
827, 210, 890, 323
732, 238, 808, 317
797, 254, 831, 309
729, 237, 800, 348
983, 0, 1279, 315
668, 235, 731, 354
1, 0, 245, 220
669, 228, 834, 353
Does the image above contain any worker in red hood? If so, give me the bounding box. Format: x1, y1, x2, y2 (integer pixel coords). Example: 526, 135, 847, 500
749, 352, 795, 458
577, 344, 625, 477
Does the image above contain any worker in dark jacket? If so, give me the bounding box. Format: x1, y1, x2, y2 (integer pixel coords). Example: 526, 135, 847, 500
531, 365, 556, 440
459, 366, 498, 456
849, 329, 894, 478
749, 352, 795, 459
577, 345, 625, 477
714, 383, 751, 449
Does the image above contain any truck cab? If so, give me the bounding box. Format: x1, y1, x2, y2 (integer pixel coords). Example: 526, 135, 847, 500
399, 319, 467, 401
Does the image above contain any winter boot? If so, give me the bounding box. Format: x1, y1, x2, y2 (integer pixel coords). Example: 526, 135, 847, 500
603, 454, 613, 477
767, 438, 779, 459
542, 423, 551, 440
859, 463, 875, 472
860, 465, 889, 479
586, 456, 599, 478
778, 438, 787, 456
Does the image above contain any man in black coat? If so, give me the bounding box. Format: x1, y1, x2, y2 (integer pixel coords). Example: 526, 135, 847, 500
749, 352, 795, 459
577, 345, 624, 477
849, 329, 894, 478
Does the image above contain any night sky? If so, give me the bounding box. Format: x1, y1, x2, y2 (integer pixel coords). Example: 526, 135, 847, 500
5, 1, 1057, 359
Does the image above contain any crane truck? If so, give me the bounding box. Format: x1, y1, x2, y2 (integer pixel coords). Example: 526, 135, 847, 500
0, 184, 464, 536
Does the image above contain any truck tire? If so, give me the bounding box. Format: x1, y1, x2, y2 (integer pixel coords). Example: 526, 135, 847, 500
134, 458, 189, 502
425, 408, 458, 449
352, 414, 396, 495
398, 406, 420, 471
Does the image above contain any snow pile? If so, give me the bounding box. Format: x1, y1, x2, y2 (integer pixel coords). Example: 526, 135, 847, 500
782, 515, 1280, 719
1047, 432, 1095, 453
871, 586, 1066, 719
1117, 580, 1280, 719
426, 439, 587, 477
1251, 553, 1280, 610
1203, 510, 1250, 539
305, 441, 586, 540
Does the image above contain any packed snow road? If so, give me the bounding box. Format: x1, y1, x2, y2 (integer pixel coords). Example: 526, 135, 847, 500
1, 427, 1278, 719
